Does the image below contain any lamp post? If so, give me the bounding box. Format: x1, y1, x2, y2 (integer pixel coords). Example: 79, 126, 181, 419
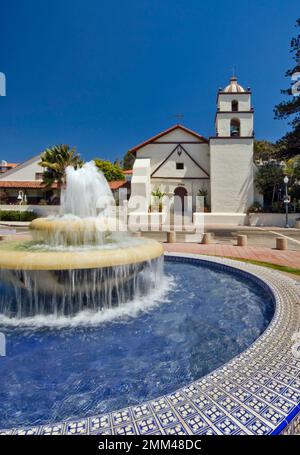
17, 190, 24, 206
283, 176, 290, 228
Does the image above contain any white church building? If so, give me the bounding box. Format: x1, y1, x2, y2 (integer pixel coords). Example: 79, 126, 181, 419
129, 76, 260, 223
0, 76, 262, 226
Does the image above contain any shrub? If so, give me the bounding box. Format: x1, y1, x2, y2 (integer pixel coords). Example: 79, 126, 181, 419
0, 210, 38, 221
20, 211, 38, 221
247, 202, 264, 214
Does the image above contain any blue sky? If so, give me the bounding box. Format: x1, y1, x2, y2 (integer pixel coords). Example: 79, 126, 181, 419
0, 0, 299, 163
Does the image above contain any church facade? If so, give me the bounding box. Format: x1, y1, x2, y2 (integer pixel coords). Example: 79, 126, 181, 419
129, 76, 259, 215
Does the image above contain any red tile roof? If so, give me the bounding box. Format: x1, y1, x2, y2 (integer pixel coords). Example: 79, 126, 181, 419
128, 124, 208, 153
0, 180, 129, 190
0, 163, 19, 173
3, 163, 18, 167
109, 180, 129, 190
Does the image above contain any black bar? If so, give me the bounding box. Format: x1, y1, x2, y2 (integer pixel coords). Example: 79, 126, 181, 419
0, 435, 299, 454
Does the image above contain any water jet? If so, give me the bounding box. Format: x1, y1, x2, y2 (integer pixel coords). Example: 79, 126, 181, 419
0, 161, 163, 318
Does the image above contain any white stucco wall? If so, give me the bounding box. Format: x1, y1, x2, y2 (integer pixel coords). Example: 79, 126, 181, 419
150, 179, 210, 206
128, 159, 151, 213
218, 93, 251, 111
215, 113, 253, 137
152, 147, 209, 179
136, 130, 210, 175
0, 156, 42, 181
248, 213, 300, 228
194, 212, 248, 226
210, 138, 254, 213
136, 128, 210, 203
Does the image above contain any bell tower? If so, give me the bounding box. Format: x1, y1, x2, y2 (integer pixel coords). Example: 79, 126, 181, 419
209, 76, 254, 213
215, 76, 253, 138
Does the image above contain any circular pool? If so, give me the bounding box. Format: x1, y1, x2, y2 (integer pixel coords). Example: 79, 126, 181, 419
0, 257, 275, 429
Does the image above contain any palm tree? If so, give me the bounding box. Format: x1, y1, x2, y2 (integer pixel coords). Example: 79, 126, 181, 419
39, 145, 83, 189
198, 187, 208, 202
151, 188, 167, 212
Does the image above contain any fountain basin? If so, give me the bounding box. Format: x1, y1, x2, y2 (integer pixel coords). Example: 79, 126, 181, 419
0, 255, 280, 432
0, 255, 299, 435
30, 217, 125, 246
0, 238, 163, 270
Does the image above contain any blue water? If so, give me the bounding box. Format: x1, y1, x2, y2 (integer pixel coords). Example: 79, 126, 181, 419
0, 260, 274, 428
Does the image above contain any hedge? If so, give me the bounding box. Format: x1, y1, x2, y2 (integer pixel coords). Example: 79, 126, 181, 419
0, 210, 38, 222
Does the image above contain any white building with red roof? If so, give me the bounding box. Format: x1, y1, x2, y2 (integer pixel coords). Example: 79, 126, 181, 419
0, 160, 19, 174
0, 154, 129, 205
128, 76, 258, 216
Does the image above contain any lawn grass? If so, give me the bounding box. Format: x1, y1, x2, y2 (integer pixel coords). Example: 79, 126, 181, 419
225, 256, 300, 276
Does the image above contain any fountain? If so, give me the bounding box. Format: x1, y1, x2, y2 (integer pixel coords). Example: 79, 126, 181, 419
0, 162, 280, 433
0, 162, 163, 319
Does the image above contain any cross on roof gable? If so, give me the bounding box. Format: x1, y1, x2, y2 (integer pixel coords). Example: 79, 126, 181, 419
128, 124, 208, 153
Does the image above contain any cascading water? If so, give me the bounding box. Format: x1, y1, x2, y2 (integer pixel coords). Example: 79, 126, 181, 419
32, 161, 124, 247
61, 161, 114, 218
0, 161, 164, 321
0, 260, 164, 319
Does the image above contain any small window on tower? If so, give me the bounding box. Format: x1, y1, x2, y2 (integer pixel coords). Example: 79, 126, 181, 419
176, 163, 184, 170
232, 100, 238, 112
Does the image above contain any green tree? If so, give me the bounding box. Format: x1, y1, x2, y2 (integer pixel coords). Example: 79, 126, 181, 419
123, 151, 135, 170
254, 139, 278, 161
284, 155, 300, 200
113, 158, 122, 168
39, 145, 83, 188
255, 163, 285, 206
94, 159, 125, 181
276, 124, 300, 159
274, 18, 300, 158
0, 189, 8, 204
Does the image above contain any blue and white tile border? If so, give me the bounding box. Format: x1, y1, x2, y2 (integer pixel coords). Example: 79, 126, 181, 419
1, 253, 300, 435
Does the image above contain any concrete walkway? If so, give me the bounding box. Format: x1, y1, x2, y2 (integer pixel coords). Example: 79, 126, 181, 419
164, 242, 300, 268
1, 222, 300, 269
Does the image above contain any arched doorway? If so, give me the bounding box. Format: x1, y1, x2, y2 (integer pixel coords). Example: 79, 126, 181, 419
174, 186, 188, 214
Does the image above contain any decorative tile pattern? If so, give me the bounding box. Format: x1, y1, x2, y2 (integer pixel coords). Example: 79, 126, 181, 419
89, 415, 110, 433
112, 409, 132, 426
156, 410, 179, 428
164, 423, 188, 435
185, 414, 209, 434
232, 406, 255, 425
247, 418, 273, 435
14, 427, 40, 435
136, 417, 159, 435
215, 417, 240, 435
65, 419, 87, 435
113, 424, 136, 435
40, 424, 65, 435
2, 254, 300, 435
132, 404, 152, 420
